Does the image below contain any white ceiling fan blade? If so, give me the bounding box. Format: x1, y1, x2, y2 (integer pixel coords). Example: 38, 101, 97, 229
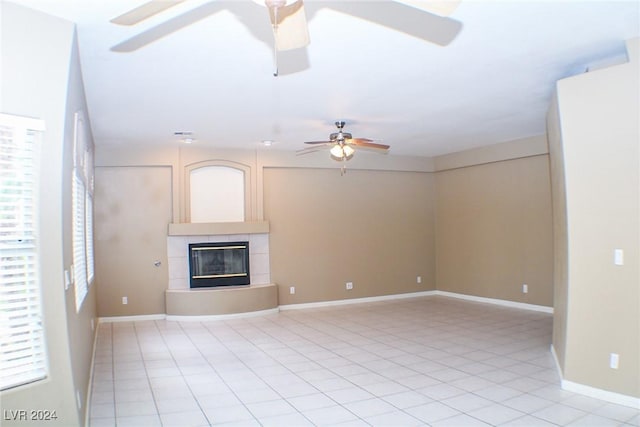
350, 139, 390, 151
394, 0, 461, 17
296, 144, 333, 156
111, 0, 186, 26
269, 0, 310, 51
321, 2, 462, 47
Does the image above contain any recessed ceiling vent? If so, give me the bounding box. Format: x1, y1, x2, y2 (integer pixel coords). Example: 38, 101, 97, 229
174, 131, 194, 144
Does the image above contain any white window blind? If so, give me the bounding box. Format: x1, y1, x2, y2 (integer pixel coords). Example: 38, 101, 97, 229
86, 192, 94, 285
73, 173, 87, 311
72, 111, 94, 311
0, 113, 47, 391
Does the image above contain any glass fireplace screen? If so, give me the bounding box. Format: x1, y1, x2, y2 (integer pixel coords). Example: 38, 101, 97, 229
188, 241, 250, 288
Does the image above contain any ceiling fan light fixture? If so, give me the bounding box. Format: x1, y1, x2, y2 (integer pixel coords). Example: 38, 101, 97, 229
330, 144, 343, 158
343, 145, 355, 157
330, 144, 355, 161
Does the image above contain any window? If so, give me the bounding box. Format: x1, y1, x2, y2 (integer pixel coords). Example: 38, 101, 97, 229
72, 111, 94, 312
0, 113, 47, 391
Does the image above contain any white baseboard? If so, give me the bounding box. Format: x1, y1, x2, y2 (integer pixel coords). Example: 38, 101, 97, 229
550, 343, 563, 379
434, 290, 554, 313
562, 379, 640, 409
97, 291, 551, 321
551, 345, 640, 409
84, 317, 100, 427
166, 308, 280, 322
98, 314, 166, 323
278, 290, 437, 311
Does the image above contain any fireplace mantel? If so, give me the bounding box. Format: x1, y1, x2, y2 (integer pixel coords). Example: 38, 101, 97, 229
168, 221, 269, 236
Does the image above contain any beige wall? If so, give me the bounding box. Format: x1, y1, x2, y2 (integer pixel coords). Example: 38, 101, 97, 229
434, 152, 554, 307
94, 167, 172, 317
552, 39, 639, 398
264, 168, 436, 304
1, 3, 97, 425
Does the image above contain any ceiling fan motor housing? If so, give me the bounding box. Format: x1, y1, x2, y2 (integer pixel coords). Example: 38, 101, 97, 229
330, 132, 352, 141
265, 0, 287, 8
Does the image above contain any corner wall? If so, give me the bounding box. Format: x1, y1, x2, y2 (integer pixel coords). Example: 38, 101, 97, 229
547, 91, 569, 371
551, 38, 639, 400
1, 3, 97, 425
434, 136, 554, 308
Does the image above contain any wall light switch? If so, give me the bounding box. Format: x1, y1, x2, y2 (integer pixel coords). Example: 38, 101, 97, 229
289, 286, 295, 295
614, 249, 624, 266
346, 282, 353, 290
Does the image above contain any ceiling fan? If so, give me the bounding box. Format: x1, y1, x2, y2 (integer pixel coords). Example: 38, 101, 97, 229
297, 121, 390, 174
111, 0, 309, 74
110, 1, 461, 75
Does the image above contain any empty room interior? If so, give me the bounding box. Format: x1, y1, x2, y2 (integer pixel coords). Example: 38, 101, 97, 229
1, 0, 639, 426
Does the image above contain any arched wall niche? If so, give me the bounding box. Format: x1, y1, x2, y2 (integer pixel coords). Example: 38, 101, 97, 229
185, 160, 251, 223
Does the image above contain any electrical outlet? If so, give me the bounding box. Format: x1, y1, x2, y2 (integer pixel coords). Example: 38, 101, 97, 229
522, 284, 528, 294
346, 282, 353, 290
289, 286, 295, 295
122, 296, 128, 305
417, 276, 422, 284
614, 249, 624, 266
610, 353, 619, 369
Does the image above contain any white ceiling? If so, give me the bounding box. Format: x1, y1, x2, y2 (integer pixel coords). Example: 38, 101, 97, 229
11, 0, 640, 157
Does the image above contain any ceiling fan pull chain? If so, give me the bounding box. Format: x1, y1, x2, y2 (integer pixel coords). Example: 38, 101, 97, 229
272, 5, 280, 76
273, 46, 279, 77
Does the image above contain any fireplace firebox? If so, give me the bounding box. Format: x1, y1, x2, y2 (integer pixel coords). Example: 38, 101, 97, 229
188, 241, 250, 288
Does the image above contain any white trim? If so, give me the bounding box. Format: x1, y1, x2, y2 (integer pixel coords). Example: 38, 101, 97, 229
84, 318, 100, 427
279, 291, 437, 311
562, 380, 640, 409
97, 292, 551, 322
551, 344, 640, 409
98, 314, 166, 323
166, 308, 280, 322
434, 291, 554, 313
550, 344, 563, 379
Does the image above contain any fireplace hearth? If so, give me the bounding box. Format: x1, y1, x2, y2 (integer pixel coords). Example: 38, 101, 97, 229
188, 241, 250, 288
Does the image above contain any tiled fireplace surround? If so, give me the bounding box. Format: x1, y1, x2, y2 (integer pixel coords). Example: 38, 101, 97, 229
167, 233, 271, 290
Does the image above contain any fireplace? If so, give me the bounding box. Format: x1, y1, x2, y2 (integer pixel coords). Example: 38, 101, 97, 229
188, 241, 250, 288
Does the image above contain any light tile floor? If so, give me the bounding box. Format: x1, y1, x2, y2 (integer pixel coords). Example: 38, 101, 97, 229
89, 296, 639, 426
